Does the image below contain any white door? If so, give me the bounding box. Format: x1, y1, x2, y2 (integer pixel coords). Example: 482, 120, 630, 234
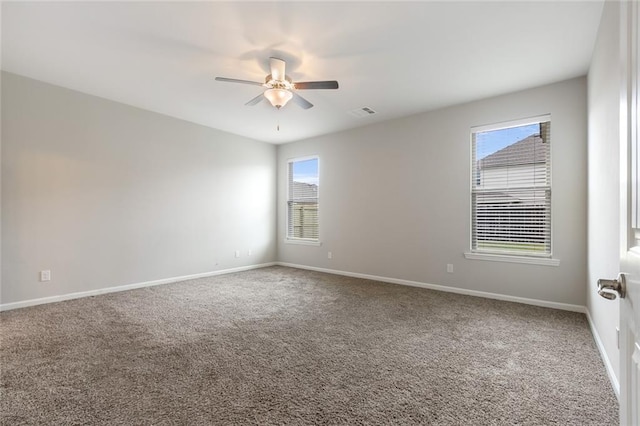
619, 1, 640, 423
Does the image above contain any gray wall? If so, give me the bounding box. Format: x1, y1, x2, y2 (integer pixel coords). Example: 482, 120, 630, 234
1, 72, 277, 305
587, 0, 622, 389
278, 77, 587, 306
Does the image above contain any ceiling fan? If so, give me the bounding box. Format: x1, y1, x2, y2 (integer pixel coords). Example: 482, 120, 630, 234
215, 57, 339, 110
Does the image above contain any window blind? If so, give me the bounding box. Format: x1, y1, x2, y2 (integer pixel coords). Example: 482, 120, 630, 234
471, 117, 551, 256
287, 158, 319, 240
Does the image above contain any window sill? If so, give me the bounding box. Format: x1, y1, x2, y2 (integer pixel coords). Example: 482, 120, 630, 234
284, 238, 322, 247
464, 252, 560, 266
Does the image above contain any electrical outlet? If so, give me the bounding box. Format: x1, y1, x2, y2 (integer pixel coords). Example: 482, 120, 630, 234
446, 264, 454, 273
328, 251, 333, 259
235, 250, 240, 258
40, 270, 51, 282
248, 250, 252, 256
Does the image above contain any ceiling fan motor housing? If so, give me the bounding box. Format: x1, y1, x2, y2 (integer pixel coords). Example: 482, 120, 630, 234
265, 74, 293, 89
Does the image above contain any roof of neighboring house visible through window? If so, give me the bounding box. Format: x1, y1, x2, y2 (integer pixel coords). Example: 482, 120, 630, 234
478, 134, 548, 169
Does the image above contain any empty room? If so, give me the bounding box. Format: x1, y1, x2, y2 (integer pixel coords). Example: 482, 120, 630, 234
1, 1, 639, 424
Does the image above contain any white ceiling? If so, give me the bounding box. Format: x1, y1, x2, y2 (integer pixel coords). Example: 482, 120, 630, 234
2, 1, 604, 144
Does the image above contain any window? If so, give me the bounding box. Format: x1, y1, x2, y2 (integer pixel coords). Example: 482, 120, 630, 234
470, 115, 551, 258
287, 156, 319, 242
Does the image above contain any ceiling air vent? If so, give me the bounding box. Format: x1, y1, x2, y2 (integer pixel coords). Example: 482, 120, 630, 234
348, 107, 377, 118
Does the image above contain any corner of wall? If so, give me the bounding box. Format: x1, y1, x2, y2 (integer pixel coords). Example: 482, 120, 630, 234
584, 306, 620, 398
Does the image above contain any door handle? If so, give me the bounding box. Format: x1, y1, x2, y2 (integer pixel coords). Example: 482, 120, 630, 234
597, 273, 626, 300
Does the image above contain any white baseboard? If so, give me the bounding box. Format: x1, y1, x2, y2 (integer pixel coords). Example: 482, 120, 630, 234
2, 260, 586, 314
0, 262, 277, 312
2, 261, 586, 314
3, 260, 618, 397
277, 262, 586, 313
585, 309, 621, 399
277, 263, 625, 394
277, 263, 624, 391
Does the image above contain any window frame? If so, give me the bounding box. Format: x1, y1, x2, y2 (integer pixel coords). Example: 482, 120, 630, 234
464, 114, 560, 266
285, 155, 321, 246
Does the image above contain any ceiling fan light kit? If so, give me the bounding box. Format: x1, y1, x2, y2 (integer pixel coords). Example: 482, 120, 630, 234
215, 57, 339, 110
264, 88, 293, 109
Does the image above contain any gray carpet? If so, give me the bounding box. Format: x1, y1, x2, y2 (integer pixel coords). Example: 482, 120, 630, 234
1, 266, 618, 425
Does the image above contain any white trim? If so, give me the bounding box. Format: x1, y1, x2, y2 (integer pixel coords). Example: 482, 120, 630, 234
276, 262, 582, 312
464, 252, 560, 266
0, 262, 277, 312
585, 308, 621, 399
471, 113, 552, 133
284, 238, 322, 246
631, 0, 640, 231
286, 154, 319, 164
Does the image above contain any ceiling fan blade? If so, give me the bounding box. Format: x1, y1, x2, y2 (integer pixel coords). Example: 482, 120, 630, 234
215, 77, 264, 86
292, 92, 313, 109
270, 57, 286, 81
294, 81, 339, 90
245, 93, 264, 106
